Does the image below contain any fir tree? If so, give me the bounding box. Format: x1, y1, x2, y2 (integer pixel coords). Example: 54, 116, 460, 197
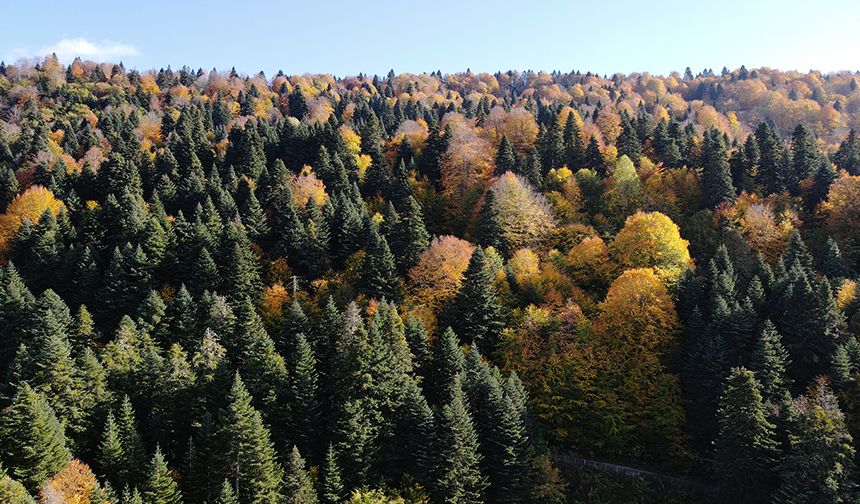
749, 321, 792, 404
0, 383, 71, 493
476, 190, 506, 256
319, 444, 344, 504
143, 446, 183, 504
834, 129, 860, 175
429, 327, 465, 407
360, 224, 401, 302
448, 247, 505, 356
494, 135, 517, 175
283, 446, 318, 504
714, 368, 778, 503
216, 479, 239, 504
701, 129, 737, 207
288, 334, 321, 460
434, 375, 487, 504
218, 374, 284, 504
390, 196, 430, 274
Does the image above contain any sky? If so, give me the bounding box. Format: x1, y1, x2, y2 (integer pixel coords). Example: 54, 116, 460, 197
2, 0, 859, 77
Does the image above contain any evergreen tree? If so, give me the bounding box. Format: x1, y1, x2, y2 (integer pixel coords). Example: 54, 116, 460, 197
790, 124, 822, 190
360, 224, 401, 302
0, 383, 71, 493
834, 129, 860, 175
562, 112, 583, 169
476, 190, 506, 255
583, 135, 606, 177
287, 334, 321, 460
216, 479, 239, 504
99, 410, 125, 487
749, 321, 792, 405
713, 368, 778, 503
448, 247, 505, 356
434, 375, 487, 504
616, 115, 641, 163
319, 444, 344, 504
390, 195, 430, 274
773, 381, 857, 503
429, 327, 465, 407
143, 446, 183, 504
117, 396, 147, 488
283, 446, 317, 504
0, 166, 19, 211
218, 374, 283, 504
494, 135, 517, 175
701, 129, 737, 207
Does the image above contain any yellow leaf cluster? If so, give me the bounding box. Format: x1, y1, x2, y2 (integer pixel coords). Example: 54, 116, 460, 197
0, 186, 66, 255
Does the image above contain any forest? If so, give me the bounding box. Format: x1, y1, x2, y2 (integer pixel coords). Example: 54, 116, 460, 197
0, 56, 860, 503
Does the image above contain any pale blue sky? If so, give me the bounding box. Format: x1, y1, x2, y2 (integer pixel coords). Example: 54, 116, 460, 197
3, 0, 859, 76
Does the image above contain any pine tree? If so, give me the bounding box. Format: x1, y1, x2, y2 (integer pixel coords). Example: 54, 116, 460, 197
818, 237, 846, 278
790, 124, 822, 190
773, 381, 857, 503
583, 135, 606, 177
360, 224, 401, 302
714, 368, 778, 503
405, 316, 431, 380
434, 375, 487, 504
0, 166, 19, 211
0, 383, 71, 493
283, 446, 317, 504
562, 112, 583, 169
617, 115, 641, 163
319, 444, 344, 504
143, 446, 183, 504
117, 396, 147, 488
99, 410, 124, 487
448, 247, 505, 356
216, 479, 239, 504
494, 135, 517, 175
288, 334, 321, 460
749, 321, 792, 405
218, 374, 283, 504
834, 129, 860, 175
476, 190, 506, 255
395, 378, 435, 488
390, 196, 430, 274
701, 129, 737, 207
429, 327, 465, 407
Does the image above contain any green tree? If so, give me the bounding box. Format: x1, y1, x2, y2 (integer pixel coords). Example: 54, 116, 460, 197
143, 446, 183, 504
283, 446, 318, 504
390, 196, 430, 274
494, 135, 517, 175
713, 368, 778, 503
448, 247, 504, 356
434, 375, 487, 504
216, 479, 239, 504
288, 334, 321, 460
475, 190, 506, 255
749, 320, 792, 405
701, 129, 737, 207
0, 383, 71, 493
218, 374, 283, 504
320, 444, 344, 504
360, 224, 401, 302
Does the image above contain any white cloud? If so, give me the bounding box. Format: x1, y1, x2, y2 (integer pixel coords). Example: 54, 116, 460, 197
9, 37, 139, 63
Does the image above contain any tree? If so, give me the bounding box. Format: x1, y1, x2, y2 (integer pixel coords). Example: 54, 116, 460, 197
361, 223, 401, 302
143, 447, 182, 504
749, 320, 792, 405
616, 115, 641, 163
434, 376, 487, 504
287, 334, 321, 460
486, 172, 556, 252
0, 383, 71, 493
447, 247, 504, 356
319, 444, 344, 504
0, 466, 35, 504
713, 367, 778, 503
390, 196, 430, 274
475, 190, 506, 255
834, 129, 860, 175
701, 129, 736, 207
217, 374, 284, 504
216, 479, 239, 504
429, 327, 465, 407
773, 380, 857, 503
494, 135, 517, 176
610, 211, 692, 282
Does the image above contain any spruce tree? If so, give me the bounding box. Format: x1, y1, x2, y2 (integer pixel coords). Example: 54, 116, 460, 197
143, 446, 183, 504
429, 327, 465, 407
583, 135, 606, 177
773, 381, 857, 503
434, 375, 487, 504
319, 444, 344, 504
448, 247, 505, 356
360, 224, 401, 302
216, 479, 239, 504
701, 129, 737, 207
714, 368, 778, 503
390, 196, 430, 274
494, 135, 517, 175
99, 410, 124, 487
117, 396, 147, 488
562, 112, 583, 170
476, 190, 506, 256
749, 321, 792, 405
283, 446, 317, 504
0, 383, 71, 493
288, 334, 321, 460
218, 374, 283, 504
834, 129, 860, 175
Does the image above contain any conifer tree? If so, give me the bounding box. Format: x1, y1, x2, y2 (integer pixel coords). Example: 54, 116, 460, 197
714, 368, 778, 503
288, 334, 321, 460
583, 135, 606, 177
448, 247, 505, 355
390, 195, 430, 274
434, 375, 487, 504
283, 446, 318, 504
360, 224, 401, 302
476, 190, 506, 255
0, 383, 71, 493
216, 479, 239, 504
143, 447, 183, 504
562, 112, 583, 169
773, 381, 857, 503
429, 327, 466, 407
616, 115, 641, 163
99, 410, 124, 487
749, 321, 792, 405
319, 444, 344, 504
117, 396, 147, 488
494, 135, 517, 175
218, 374, 284, 504
701, 129, 737, 207
834, 129, 860, 175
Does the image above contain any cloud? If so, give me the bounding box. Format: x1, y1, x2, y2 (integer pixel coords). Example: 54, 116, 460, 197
9, 37, 139, 63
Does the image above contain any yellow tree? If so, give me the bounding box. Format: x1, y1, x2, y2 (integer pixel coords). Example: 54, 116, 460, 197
0, 185, 65, 255
610, 211, 693, 282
